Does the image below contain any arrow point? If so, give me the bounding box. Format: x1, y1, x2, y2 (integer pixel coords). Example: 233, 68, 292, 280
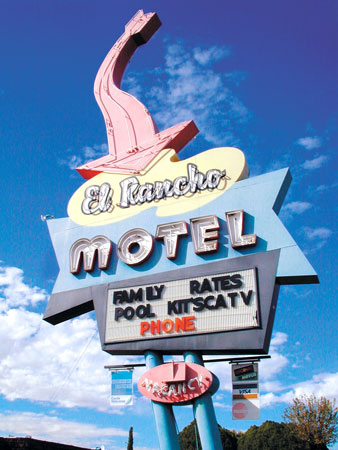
76, 120, 199, 179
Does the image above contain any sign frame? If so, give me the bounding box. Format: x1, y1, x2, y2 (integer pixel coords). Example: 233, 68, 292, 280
73, 249, 281, 355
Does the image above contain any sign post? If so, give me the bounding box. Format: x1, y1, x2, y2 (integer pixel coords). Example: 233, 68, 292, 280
43, 9, 318, 449
184, 352, 223, 450
144, 352, 180, 450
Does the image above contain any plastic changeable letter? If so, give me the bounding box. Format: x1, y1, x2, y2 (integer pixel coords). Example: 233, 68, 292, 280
117, 228, 153, 265
226, 210, 257, 248
155, 221, 188, 259
190, 216, 220, 254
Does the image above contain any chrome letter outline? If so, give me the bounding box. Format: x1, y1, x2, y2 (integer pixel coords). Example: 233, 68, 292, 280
70, 236, 112, 274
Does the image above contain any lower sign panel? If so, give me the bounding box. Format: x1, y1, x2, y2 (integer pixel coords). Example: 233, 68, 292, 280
232, 399, 260, 420
105, 268, 259, 343
110, 370, 133, 406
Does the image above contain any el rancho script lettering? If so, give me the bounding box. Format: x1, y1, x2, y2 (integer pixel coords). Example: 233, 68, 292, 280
81, 163, 227, 214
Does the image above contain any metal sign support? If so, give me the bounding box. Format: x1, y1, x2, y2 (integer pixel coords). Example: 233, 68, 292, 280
184, 352, 223, 450
144, 351, 180, 450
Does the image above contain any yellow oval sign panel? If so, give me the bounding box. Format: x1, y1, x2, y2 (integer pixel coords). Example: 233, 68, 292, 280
68, 147, 248, 226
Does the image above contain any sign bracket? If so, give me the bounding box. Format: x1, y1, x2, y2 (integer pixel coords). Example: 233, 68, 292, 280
104, 354, 271, 370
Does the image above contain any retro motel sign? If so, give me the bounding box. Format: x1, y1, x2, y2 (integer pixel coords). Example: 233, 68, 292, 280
43, 10, 318, 450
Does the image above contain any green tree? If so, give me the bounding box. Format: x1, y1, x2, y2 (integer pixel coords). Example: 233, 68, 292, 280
178, 420, 201, 450
283, 394, 338, 449
237, 420, 309, 450
178, 420, 238, 449
127, 426, 133, 450
219, 427, 238, 449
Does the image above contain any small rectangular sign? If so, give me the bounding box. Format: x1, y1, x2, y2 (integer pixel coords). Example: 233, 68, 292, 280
105, 268, 259, 344
110, 370, 133, 406
232, 363, 259, 420
232, 363, 258, 382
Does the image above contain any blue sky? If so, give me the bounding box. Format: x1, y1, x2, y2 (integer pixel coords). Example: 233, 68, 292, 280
0, 0, 337, 448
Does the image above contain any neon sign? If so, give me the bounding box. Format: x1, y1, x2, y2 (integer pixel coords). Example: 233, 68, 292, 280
44, 10, 317, 357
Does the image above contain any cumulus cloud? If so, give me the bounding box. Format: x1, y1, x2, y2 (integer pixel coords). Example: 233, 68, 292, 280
303, 227, 333, 240
302, 155, 328, 170
0, 411, 128, 448
0, 310, 109, 409
59, 143, 108, 170
203, 331, 289, 393
261, 372, 338, 407
270, 331, 288, 347
0, 262, 141, 412
0, 261, 150, 448
134, 447, 158, 450
2, 262, 337, 428
124, 41, 251, 148
302, 226, 333, 251
0, 265, 47, 310
192, 46, 231, 66
291, 372, 338, 400
281, 201, 312, 219
313, 181, 338, 193
296, 136, 322, 150
259, 333, 288, 382
204, 332, 338, 413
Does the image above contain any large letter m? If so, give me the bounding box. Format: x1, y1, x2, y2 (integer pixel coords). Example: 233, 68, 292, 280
69, 235, 112, 274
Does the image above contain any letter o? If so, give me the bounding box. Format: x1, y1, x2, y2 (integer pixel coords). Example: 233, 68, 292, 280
206, 169, 222, 188
124, 307, 135, 320
162, 319, 174, 333
136, 304, 147, 319
117, 228, 153, 265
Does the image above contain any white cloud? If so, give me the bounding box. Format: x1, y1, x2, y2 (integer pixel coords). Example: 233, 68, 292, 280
0, 265, 48, 310
0, 311, 109, 409
302, 154, 328, 170
203, 331, 289, 392
193, 46, 231, 66
303, 227, 333, 240
270, 331, 288, 347
260, 380, 285, 393
134, 447, 158, 450
1, 261, 336, 430
315, 181, 338, 193
291, 372, 338, 400
213, 401, 232, 410
260, 352, 288, 382
59, 143, 108, 170
0, 411, 128, 448
282, 201, 312, 216
316, 184, 330, 192
125, 42, 251, 148
314, 181, 338, 193
302, 226, 333, 251
296, 136, 322, 150
0, 263, 141, 412
261, 372, 338, 407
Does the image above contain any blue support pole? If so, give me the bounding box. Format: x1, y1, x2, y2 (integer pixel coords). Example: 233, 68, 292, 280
144, 351, 180, 450
184, 351, 223, 450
